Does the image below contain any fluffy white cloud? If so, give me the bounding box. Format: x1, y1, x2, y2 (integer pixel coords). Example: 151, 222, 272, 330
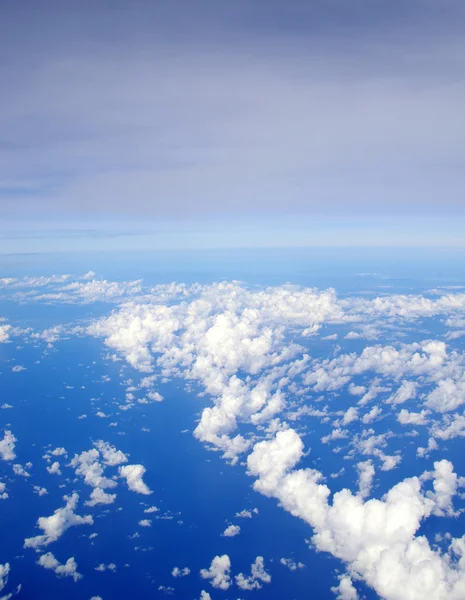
37, 552, 82, 582
0, 324, 11, 343
70, 449, 117, 489
119, 465, 152, 495
0, 431, 16, 461
235, 556, 271, 591
85, 488, 116, 507
247, 428, 465, 600
331, 574, 359, 600
138, 519, 151, 527
24, 493, 93, 549
357, 460, 375, 499
200, 555, 231, 590
93, 441, 128, 466
47, 462, 61, 475
398, 409, 429, 426
222, 525, 240, 537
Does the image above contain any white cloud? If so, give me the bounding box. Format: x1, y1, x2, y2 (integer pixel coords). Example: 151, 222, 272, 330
0, 564, 10, 594
171, 567, 190, 577
24, 493, 93, 549
200, 555, 231, 590
93, 441, 128, 466
37, 552, 82, 582
247, 428, 465, 600
47, 462, 61, 475
235, 556, 271, 591
357, 460, 375, 499
70, 448, 117, 489
95, 563, 116, 572
119, 465, 152, 495
0, 482, 8, 500
222, 524, 240, 537
397, 409, 429, 426
331, 574, 359, 600
280, 557, 305, 571
12, 464, 30, 478
0, 431, 16, 461
85, 488, 116, 507
0, 325, 11, 343
138, 519, 151, 527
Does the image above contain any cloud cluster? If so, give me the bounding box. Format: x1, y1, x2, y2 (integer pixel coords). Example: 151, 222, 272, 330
247, 429, 465, 600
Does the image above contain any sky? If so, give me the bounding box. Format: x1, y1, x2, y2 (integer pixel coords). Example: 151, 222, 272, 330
1, 0, 464, 251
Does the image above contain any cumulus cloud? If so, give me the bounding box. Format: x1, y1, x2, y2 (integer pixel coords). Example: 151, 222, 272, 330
247, 428, 465, 600
37, 552, 82, 582
119, 465, 152, 495
357, 460, 375, 499
85, 488, 116, 507
235, 556, 271, 591
24, 493, 93, 549
0, 431, 16, 461
331, 574, 359, 600
0, 482, 8, 500
0, 325, 11, 343
200, 555, 231, 590
222, 525, 240, 537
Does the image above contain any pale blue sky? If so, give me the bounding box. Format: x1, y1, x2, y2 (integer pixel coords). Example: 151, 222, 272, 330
1, 0, 464, 251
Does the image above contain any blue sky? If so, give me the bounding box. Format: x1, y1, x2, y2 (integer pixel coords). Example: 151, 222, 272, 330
1, 0, 464, 251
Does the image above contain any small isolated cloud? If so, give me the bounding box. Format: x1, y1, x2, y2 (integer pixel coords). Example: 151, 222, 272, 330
119, 465, 152, 495
171, 567, 190, 578
47, 461, 61, 475
200, 555, 231, 590
85, 488, 116, 507
222, 524, 240, 537
138, 519, 151, 527
235, 556, 271, 591
37, 552, 82, 582
0, 325, 11, 343
280, 557, 305, 571
11, 365, 26, 373
0, 431, 16, 461
95, 563, 116, 572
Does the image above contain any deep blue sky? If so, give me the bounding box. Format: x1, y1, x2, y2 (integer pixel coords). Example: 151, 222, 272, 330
1, 0, 464, 250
